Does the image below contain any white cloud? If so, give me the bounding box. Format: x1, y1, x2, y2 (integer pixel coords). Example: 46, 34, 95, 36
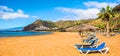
57, 16, 79, 21
0, 6, 29, 20
31, 16, 40, 19
55, 1, 118, 21
0, 6, 13, 12
56, 7, 100, 20
84, 1, 118, 8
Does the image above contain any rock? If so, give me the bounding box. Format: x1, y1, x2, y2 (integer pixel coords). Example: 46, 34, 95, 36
23, 19, 58, 31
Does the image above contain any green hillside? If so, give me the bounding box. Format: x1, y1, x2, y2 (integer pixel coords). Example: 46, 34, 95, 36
23, 4, 120, 32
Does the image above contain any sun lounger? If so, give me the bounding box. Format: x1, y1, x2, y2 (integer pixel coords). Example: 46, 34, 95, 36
74, 40, 96, 48
83, 37, 98, 43
83, 34, 95, 41
76, 42, 109, 54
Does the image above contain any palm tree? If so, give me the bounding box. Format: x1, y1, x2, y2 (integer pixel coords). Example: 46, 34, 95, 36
98, 6, 115, 36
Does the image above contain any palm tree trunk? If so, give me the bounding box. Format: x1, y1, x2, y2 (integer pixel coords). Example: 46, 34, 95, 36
106, 22, 110, 36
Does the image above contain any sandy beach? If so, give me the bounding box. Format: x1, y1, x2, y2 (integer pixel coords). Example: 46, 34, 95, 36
0, 32, 120, 56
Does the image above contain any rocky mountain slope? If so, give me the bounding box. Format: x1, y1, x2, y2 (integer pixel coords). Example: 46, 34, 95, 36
23, 20, 57, 31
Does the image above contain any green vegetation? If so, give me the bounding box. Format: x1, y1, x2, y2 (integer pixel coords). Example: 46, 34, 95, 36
23, 4, 120, 33
42, 20, 57, 28
97, 6, 115, 36
55, 20, 76, 28
90, 5, 120, 33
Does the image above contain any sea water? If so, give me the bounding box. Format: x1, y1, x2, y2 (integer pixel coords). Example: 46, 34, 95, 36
0, 31, 51, 37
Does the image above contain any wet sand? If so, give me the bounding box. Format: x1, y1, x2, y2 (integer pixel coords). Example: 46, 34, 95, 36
0, 32, 120, 56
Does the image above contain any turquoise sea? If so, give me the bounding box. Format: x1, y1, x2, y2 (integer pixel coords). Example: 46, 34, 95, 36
0, 31, 51, 37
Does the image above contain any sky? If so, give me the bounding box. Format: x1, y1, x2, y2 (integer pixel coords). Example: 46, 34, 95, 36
0, 0, 120, 29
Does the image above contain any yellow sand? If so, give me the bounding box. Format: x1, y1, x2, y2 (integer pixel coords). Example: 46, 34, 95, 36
0, 32, 120, 56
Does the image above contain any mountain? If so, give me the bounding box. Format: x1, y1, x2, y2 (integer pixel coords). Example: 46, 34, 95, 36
8, 27, 24, 31
22, 4, 120, 31
55, 20, 76, 28
22, 19, 95, 31
113, 4, 120, 12
0, 27, 24, 31
23, 20, 58, 31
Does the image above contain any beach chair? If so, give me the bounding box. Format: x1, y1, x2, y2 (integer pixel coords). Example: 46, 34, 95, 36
76, 42, 109, 54
89, 38, 98, 43
83, 33, 95, 41
74, 40, 96, 48
83, 37, 98, 43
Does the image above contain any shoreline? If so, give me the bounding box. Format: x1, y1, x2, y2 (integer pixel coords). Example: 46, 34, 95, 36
0, 31, 53, 38
0, 32, 120, 56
